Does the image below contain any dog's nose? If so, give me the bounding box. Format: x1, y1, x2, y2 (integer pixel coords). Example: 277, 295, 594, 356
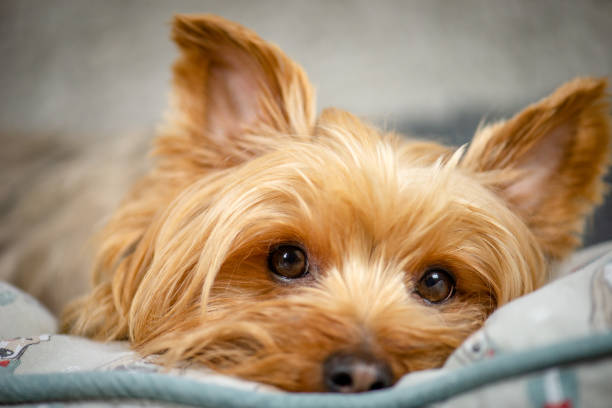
323, 351, 393, 393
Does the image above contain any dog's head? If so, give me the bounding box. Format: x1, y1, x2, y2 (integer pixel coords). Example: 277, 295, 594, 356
63, 15, 611, 392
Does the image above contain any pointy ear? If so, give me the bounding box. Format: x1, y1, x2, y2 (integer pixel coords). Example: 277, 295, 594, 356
461, 77, 611, 260
165, 14, 315, 165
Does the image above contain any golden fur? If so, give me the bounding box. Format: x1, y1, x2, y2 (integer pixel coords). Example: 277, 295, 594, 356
61, 15, 611, 392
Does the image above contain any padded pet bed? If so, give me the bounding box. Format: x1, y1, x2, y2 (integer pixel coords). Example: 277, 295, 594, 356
2, 243, 612, 407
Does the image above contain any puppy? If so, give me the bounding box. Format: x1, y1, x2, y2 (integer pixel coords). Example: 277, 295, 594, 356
62, 15, 611, 392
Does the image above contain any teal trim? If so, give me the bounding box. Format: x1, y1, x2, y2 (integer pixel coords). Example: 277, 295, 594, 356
1, 331, 611, 407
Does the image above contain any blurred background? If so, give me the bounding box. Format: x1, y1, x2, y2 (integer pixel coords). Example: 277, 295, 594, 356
1, 0, 612, 308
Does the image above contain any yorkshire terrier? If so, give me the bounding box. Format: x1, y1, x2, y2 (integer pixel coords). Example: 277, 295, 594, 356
61, 15, 612, 392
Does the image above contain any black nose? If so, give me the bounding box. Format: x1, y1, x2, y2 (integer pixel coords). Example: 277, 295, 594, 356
323, 351, 393, 393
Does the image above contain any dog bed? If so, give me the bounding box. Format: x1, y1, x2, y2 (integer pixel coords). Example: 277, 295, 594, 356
2, 243, 612, 407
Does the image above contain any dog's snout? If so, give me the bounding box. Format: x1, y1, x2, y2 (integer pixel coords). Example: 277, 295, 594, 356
323, 351, 393, 393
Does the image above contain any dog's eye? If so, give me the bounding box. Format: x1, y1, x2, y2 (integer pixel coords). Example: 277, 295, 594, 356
416, 268, 455, 303
268, 245, 309, 280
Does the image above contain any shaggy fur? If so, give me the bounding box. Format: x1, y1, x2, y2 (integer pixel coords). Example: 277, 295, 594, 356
61, 15, 611, 392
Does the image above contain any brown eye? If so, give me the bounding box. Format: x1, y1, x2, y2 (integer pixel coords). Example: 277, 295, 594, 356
416, 268, 455, 303
268, 245, 309, 280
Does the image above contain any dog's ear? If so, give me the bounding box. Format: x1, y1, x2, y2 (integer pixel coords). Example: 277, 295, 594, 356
461, 77, 611, 260
166, 15, 315, 165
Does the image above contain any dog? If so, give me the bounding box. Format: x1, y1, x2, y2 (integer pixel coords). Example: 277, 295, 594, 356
60, 15, 611, 392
